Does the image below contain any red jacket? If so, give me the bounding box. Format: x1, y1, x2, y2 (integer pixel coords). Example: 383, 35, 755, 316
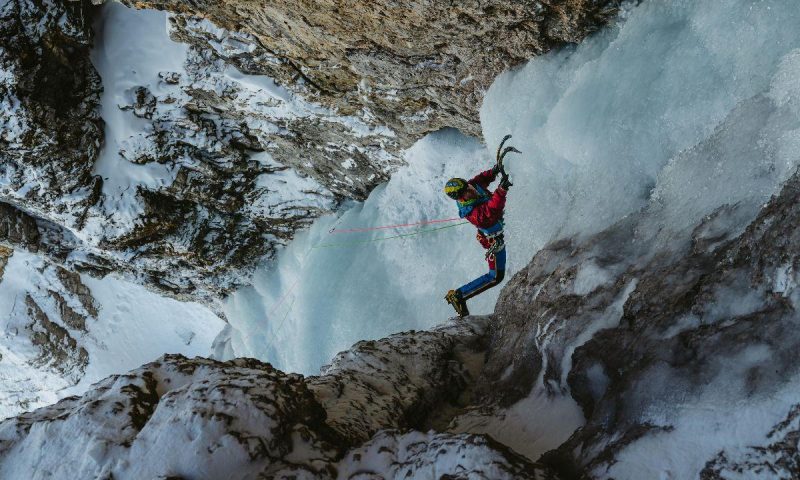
464, 169, 507, 248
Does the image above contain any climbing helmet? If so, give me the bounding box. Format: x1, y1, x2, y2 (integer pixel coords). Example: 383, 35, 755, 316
444, 178, 468, 199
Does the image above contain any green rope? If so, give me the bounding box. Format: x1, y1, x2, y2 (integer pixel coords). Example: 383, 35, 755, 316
312, 221, 470, 249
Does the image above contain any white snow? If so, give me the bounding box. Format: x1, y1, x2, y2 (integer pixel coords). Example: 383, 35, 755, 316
599, 364, 800, 479
336, 430, 542, 479
87, 3, 187, 241
64, 272, 225, 396
0, 252, 70, 419
0, 247, 225, 419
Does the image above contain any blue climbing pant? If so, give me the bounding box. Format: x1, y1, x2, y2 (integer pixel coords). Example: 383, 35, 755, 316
458, 247, 506, 300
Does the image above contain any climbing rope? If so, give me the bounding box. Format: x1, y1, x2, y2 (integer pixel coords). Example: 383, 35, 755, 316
267, 273, 301, 315
329, 217, 461, 234
263, 217, 469, 356
313, 221, 469, 249
270, 294, 299, 343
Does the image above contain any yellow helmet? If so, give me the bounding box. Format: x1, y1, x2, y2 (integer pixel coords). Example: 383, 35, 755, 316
444, 178, 467, 199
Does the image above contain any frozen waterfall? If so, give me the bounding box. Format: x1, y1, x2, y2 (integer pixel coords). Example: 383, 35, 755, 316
224, 0, 800, 375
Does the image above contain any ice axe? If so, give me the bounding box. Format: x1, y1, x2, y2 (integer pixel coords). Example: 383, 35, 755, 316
495, 134, 521, 185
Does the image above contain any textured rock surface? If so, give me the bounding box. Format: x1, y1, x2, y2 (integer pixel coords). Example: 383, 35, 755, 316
0, 0, 621, 302
0, 244, 99, 416
466, 170, 800, 477
0, 355, 343, 479
0, 1, 103, 230
112, 0, 621, 140
338, 430, 554, 480
0, 320, 556, 479
700, 404, 800, 479
308, 317, 489, 443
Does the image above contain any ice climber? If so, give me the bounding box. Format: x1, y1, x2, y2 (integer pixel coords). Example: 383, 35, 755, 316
444, 135, 519, 317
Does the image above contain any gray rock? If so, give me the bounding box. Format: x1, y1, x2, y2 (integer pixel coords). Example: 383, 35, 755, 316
0, 320, 553, 479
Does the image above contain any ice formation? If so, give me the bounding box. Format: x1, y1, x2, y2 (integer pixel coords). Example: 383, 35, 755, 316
224, 0, 800, 378
222, 130, 499, 373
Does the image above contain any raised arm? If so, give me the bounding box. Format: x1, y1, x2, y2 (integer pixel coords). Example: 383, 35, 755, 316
469, 168, 498, 190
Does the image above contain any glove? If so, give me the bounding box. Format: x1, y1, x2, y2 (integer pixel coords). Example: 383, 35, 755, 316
499, 174, 513, 190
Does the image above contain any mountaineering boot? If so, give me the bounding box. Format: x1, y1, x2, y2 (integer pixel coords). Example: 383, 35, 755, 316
445, 289, 470, 317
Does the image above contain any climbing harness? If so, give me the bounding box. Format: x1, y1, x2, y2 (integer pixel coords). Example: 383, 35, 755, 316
484, 232, 506, 261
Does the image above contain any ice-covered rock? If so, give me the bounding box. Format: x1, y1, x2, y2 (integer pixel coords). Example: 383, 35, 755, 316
464, 168, 800, 478
308, 317, 489, 443
0, 355, 342, 479
0, 318, 552, 479
2, 0, 620, 303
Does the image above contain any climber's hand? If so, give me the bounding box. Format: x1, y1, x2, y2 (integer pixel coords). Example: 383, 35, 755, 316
499, 174, 513, 190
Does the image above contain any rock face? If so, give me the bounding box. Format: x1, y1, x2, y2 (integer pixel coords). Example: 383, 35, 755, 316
0, 1, 103, 231
473, 169, 800, 477
0, 243, 99, 416
2, 0, 622, 302
0, 319, 556, 479
4, 169, 800, 477
111, 0, 622, 140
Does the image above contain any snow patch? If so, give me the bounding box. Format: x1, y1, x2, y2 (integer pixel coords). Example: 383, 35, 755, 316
87, 3, 188, 242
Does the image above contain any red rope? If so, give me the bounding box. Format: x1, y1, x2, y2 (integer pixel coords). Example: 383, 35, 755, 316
329, 217, 461, 234
269, 215, 460, 317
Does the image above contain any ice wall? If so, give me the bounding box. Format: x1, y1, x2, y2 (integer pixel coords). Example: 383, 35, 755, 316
223, 130, 499, 373
483, 0, 800, 250
227, 0, 800, 376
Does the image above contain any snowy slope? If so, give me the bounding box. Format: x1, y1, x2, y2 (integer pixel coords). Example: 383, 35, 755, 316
0, 246, 224, 419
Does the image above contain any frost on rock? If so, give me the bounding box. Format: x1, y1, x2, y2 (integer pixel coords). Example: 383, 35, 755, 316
0, 355, 342, 480
308, 317, 489, 443
0, 202, 225, 419
0, 319, 553, 479
0, 246, 96, 417
458, 168, 800, 478
701, 404, 800, 479
337, 430, 554, 480
0, 243, 226, 419
0, 0, 103, 229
